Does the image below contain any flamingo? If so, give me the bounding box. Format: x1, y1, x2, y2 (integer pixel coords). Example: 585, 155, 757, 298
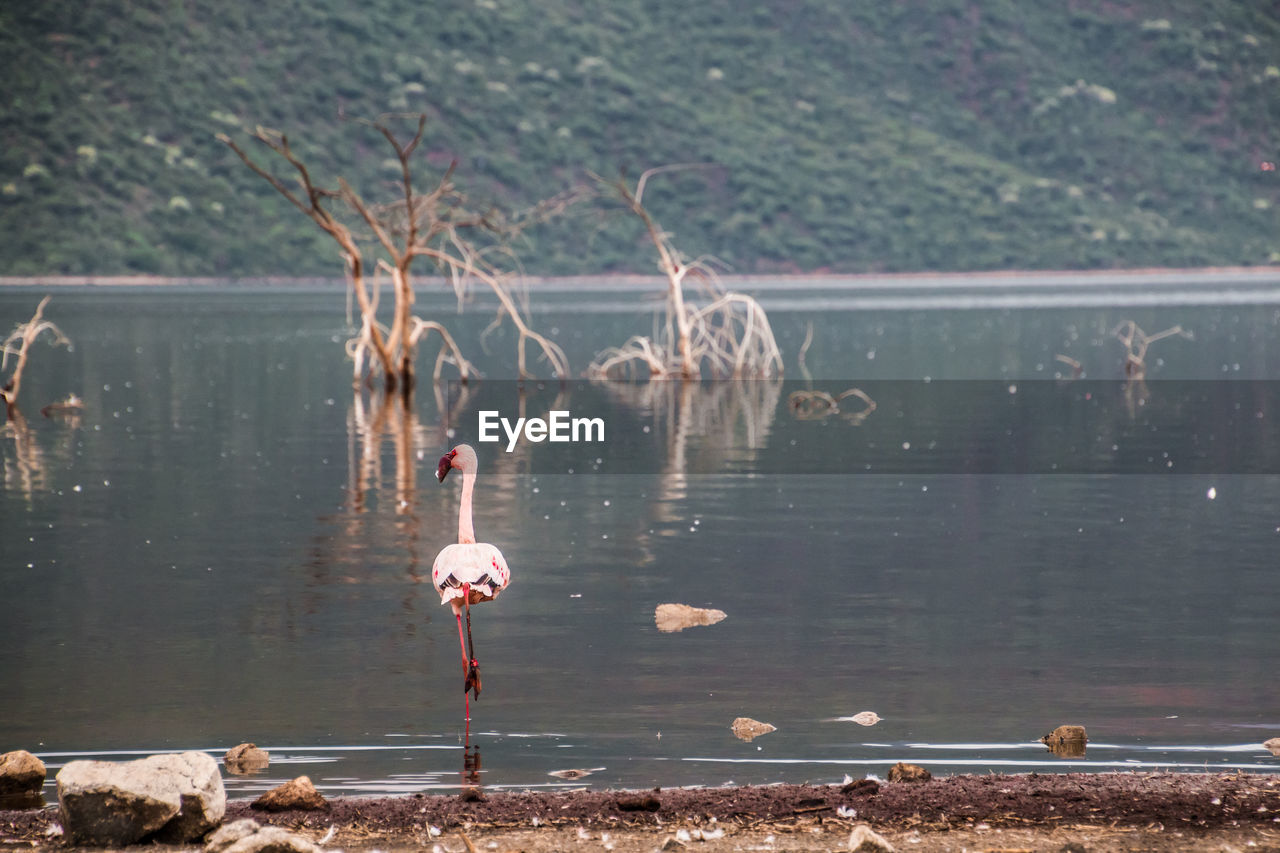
432, 444, 510, 720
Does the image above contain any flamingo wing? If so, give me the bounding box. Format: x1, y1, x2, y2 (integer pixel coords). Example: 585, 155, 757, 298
432, 542, 511, 605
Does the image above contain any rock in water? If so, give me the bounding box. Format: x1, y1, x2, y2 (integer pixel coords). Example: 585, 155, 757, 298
731, 717, 777, 742
57, 751, 225, 846
251, 776, 328, 812
0, 750, 46, 799
1040, 724, 1088, 757
886, 762, 931, 783
224, 743, 270, 774
655, 603, 727, 633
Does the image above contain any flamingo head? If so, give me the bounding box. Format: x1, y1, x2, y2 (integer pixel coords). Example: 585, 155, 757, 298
436, 444, 477, 482
436, 449, 458, 482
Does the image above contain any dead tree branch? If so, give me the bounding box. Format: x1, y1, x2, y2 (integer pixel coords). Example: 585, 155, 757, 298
587, 168, 783, 380
1112, 320, 1193, 378
219, 114, 575, 392
2, 296, 71, 419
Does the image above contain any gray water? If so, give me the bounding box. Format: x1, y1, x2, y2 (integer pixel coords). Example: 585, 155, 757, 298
3, 274, 1280, 799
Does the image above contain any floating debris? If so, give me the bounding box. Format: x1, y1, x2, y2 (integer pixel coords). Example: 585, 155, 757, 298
1054, 354, 1083, 379
788, 387, 876, 425
655, 603, 727, 633
831, 711, 882, 726
548, 767, 605, 780
1041, 724, 1088, 757
731, 717, 776, 742
251, 775, 328, 812
41, 393, 83, 419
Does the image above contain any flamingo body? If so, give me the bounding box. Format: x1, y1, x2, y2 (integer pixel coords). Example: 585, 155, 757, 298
433, 443, 509, 716
432, 543, 510, 606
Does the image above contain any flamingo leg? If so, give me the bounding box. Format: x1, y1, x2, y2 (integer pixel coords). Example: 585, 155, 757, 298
453, 604, 469, 673
464, 594, 481, 700
452, 598, 470, 722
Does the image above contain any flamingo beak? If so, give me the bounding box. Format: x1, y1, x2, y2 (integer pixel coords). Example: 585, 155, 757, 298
437, 454, 453, 482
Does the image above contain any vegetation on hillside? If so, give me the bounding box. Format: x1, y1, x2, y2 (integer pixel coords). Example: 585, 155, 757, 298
1, 0, 1277, 276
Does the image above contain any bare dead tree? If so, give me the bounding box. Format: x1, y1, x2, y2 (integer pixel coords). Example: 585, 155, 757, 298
219, 115, 575, 393
1112, 320, 1192, 378
2, 296, 71, 419
587, 168, 783, 380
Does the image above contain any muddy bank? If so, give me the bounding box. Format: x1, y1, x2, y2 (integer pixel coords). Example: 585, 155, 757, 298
229, 772, 1280, 831
5, 772, 1280, 850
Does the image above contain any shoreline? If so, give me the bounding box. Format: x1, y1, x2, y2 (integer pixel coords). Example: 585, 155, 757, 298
5, 771, 1280, 851
1, 265, 1278, 293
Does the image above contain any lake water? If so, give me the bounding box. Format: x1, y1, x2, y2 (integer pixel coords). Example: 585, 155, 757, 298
3, 272, 1280, 799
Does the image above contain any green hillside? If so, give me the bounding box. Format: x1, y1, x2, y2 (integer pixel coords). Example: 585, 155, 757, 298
2, 0, 1277, 276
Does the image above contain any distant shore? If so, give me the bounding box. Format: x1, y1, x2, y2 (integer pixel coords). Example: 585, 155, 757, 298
1, 265, 1278, 293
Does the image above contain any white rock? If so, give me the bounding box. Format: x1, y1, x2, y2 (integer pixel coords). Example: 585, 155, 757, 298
205, 818, 320, 853
57, 751, 225, 845
148, 752, 226, 842
57, 760, 180, 845
848, 823, 895, 852
206, 818, 262, 850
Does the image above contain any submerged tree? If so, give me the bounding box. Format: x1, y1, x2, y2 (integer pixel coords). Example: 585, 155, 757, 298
1112, 320, 1192, 378
2, 295, 71, 420
220, 116, 575, 392
587, 167, 783, 380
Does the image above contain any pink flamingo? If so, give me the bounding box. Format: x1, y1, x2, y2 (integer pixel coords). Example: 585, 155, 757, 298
433, 444, 511, 720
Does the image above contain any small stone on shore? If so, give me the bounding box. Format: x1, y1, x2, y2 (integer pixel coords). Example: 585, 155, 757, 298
886, 762, 931, 783
0, 751, 46, 797
252, 776, 328, 812
617, 794, 661, 812
842, 778, 880, 796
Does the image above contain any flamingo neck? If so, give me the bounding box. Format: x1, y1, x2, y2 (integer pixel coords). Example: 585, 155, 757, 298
457, 469, 477, 544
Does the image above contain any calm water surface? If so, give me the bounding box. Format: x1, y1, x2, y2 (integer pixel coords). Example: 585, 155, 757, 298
3, 275, 1280, 798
